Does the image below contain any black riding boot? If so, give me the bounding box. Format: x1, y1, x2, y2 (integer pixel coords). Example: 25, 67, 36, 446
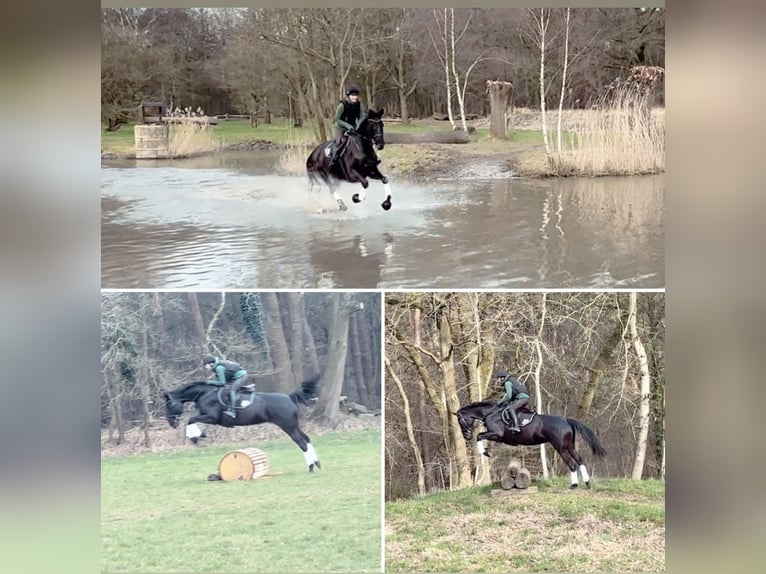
224, 387, 236, 419
508, 407, 520, 433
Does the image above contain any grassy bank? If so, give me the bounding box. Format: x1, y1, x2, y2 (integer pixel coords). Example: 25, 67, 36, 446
386, 478, 665, 573
101, 428, 381, 573
102, 107, 664, 178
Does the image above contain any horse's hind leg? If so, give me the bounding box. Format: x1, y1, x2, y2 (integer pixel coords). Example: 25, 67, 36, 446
285, 425, 321, 473
570, 447, 591, 488
553, 443, 581, 489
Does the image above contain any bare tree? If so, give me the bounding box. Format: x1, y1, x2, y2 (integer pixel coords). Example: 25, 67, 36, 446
629, 292, 652, 479
386, 357, 426, 496
315, 294, 364, 423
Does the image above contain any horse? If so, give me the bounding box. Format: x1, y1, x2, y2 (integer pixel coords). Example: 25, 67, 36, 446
306, 108, 393, 212
456, 400, 607, 489
163, 376, 321, 472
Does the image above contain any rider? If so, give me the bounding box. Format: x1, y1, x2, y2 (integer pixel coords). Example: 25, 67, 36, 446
202, 355, 249, 419
494, 369, 531, 433
330, 85, 367, 167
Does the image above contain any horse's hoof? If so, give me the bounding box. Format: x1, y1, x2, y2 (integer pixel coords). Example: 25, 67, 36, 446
190, 437, 199, 445
482, 451, 491, 458
338, 201, 348, 211
207, 473, 222, 481
314, 460, 321, 470
585, 481, 591, 489
570, 483, 579, 490
352, 193, 362, 203
308, 464, 315, 473
381, 198, 392, 211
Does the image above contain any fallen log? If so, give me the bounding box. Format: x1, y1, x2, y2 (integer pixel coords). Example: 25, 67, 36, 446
386, 131, 470, 144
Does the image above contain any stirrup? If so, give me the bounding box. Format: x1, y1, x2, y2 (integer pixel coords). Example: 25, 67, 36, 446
224, 409, 236, 418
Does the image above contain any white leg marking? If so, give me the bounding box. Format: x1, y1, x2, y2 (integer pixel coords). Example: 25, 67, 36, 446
360, 188, 367, 201
306, 443, 319, 463
185, 423, 202, 439
383, 182, 392, 199
579, 465, 590, 483
476, 441, 486, 456
332, 190, 343, 203
303, 449, 314, 466
570, 470, 579, 486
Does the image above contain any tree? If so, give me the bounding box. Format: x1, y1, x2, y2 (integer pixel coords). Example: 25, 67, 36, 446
486, 80, 513, 138
629, 292, 652, 479
315, 294, 364, 423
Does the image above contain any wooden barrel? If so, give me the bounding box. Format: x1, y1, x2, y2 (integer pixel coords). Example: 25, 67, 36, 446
134, 124, 170, 158
218, 447, 269, 481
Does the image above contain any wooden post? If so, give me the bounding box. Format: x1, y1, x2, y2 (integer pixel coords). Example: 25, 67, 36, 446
486, 80, 513, 139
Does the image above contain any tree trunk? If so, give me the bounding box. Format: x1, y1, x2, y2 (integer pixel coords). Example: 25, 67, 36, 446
152, 293, 169, 356
386, 357, 426, 496
537, 8, 553, 167
534, 293, 549, 478
285, 293, 305, 385
577, 320, 622, 419
316, 295, 363, 424
348, 315, 366, 405
260, 293, 294, 393
301, 308, 321, 379
556, 8, 571, 156
186, 293, 207, 354
630, 292, 652, 479
486, 80, 513, 139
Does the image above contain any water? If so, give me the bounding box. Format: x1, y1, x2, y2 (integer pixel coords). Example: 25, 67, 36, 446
101, 152, 664, 289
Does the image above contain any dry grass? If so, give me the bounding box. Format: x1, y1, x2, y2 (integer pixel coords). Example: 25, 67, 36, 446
386, 480, 665, 572
277, 134, 314, 174
167, 123, 221, 157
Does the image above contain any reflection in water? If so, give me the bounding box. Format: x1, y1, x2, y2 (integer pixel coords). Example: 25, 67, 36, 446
101, 158, 664, 289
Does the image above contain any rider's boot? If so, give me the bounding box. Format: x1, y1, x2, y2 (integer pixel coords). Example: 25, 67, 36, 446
508, 407, 521, 433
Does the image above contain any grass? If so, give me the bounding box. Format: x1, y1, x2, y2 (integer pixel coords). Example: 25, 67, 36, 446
101, 428, 381, 573
385, 477, 665, 573
102, 104, 664, 178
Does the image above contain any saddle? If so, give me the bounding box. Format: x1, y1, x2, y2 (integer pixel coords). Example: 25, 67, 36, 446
500, 405, 537, 428
216, 384, 256, 410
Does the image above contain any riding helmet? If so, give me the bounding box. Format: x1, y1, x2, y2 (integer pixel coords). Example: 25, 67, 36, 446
346, 85, 360, 96
202, 354, 216, 365
495, 369, 509, 379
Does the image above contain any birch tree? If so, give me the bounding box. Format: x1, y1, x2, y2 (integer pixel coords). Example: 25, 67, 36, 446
629, 292, 652, 479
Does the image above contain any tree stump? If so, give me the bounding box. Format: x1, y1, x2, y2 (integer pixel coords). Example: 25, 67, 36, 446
486, 80, 513, 139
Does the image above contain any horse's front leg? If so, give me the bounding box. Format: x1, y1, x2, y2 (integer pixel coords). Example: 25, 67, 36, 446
351, 176, 369, 204
368, 167, 392, 211
185, 414, 216, 445
476, 430, 504, 458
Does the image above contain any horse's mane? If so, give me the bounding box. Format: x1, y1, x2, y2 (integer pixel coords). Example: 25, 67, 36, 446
464, 399, 497, 409
167, 381, 217, 399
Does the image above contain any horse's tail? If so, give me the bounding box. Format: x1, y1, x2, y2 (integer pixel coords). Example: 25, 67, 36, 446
289, 374, 320, 406
567, 418, 607, 458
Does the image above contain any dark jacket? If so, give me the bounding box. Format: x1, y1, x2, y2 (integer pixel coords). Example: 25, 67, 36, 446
211, 359, 246, 386
335, 99, 366, 132
500, 376, 530, 403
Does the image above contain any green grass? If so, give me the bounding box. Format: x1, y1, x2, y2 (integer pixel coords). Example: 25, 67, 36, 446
386, 477, 665, 572
101, 429, 381, 573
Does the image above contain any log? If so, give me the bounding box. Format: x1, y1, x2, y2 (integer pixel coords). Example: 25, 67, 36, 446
385, 131, 470, 145
432, 112, 479, 121
515, 468, 532, 489
507, 458, 522, 478
218, 447, 270, 481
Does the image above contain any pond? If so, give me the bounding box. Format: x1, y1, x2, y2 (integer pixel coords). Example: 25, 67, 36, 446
101, 151, 664, 289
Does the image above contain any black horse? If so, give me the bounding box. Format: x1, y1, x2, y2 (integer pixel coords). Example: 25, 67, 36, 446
456, 400, 606, 489
306, 108, 392, 212
163, 377, 321, 472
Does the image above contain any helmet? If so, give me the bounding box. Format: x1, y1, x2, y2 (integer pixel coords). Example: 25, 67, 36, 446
346, 85, 360, 96
494, 369, 509, 379
202, 355, 216, 365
